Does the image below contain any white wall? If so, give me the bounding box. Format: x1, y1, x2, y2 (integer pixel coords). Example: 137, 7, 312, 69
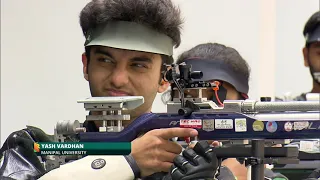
1, 0, 319, 145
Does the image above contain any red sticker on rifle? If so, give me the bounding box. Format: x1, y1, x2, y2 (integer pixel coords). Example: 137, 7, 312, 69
180, 119, 202, 129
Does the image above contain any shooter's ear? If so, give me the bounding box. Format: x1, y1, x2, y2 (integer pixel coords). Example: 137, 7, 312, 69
303, 47, 309, 67
82, 53, 89, 81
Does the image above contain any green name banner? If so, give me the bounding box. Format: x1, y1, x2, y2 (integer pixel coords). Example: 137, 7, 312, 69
34, 142, 131, 155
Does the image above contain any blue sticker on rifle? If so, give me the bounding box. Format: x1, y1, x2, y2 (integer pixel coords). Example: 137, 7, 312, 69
266, 121, 277, 133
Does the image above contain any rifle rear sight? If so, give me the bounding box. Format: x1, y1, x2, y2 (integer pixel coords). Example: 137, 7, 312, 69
163, 63, 215, 116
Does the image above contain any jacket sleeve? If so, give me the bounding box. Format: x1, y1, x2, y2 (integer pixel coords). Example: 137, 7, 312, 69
38, 155, 136, 180
0, 126, 142, 180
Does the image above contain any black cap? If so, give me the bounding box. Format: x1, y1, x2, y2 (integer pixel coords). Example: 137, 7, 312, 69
306, 25, 320, 44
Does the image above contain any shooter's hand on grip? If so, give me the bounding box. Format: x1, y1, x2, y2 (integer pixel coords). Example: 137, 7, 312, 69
130, 128, 198, 178
169, 141, 219, 180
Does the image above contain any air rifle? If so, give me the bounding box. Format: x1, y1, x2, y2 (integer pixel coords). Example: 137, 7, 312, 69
53, 63, 320, 180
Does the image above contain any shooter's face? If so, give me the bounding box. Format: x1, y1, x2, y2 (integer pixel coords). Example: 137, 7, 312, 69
82, 46, 168, 121
221, 82, 241, 100
303, 42, 320, 72
173, 81, 241, 101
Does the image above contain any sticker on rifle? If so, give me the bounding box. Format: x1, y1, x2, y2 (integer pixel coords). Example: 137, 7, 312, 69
252, 120, 264, 131
299, 140, 316, 152
202, 119, 215, 132
215, 119, 233, 129
180, 119, 202, 129
266, 121, 277, 133
284, 122, 293, 132
293, 121, 309, 131
235, 118, 247, 132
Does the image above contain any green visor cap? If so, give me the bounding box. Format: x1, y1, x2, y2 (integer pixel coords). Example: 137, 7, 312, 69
84, 21, 174, 56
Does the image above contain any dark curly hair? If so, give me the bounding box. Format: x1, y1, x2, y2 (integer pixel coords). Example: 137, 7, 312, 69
80, 0, 182, 48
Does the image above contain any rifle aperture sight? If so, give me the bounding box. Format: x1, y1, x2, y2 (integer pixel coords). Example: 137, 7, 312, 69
164, 63, 203, 82
179, 64, 203, 81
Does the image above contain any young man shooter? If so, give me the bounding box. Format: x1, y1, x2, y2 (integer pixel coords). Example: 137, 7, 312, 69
0, 0, 219, 180
297, 10, 320, 100
276, 11, 320, 101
